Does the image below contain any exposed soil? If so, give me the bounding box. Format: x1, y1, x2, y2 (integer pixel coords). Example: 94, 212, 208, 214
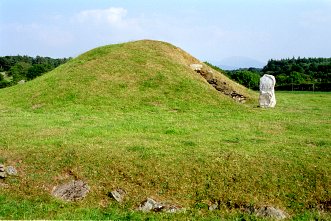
317, 200, 331, 212
193, 66, 247, 103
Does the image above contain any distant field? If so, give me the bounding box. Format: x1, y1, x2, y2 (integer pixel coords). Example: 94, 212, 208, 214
0, 91, 330, 220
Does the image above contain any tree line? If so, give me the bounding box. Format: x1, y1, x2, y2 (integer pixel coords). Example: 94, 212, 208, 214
0, 55, 71, 88
263, 57, 330, 85
1, 55, 330, 91
205, 62, 261, 90
207, 57, 331, 91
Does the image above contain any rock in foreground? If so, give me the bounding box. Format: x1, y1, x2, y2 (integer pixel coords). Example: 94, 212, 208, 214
109, 188, 126, 203
138, 198, 183, 213
256, 206, 288, 220
0, 164, 18, 178
52, 180, 90, 201
0, 164, 6, 179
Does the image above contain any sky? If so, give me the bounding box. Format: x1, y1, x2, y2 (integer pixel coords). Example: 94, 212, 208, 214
0, 0, 331, 67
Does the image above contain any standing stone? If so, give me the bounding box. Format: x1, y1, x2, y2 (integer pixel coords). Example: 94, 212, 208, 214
259, 74, 276, 108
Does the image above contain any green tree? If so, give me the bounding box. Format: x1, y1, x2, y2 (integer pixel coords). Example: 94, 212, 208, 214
26, 64, 51, 80
276, 74, 288, 85
0, 73, 10, 88
0, 55, 71, 88
291, 64, 304, 73
8, 62, 31, 76
8, 62, 32, 83
232, 70, 260, 90
289, 71, 305, 84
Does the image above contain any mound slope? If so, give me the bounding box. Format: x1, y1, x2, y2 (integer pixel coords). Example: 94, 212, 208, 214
0, 41, 330, 220
1, 40, 255, 111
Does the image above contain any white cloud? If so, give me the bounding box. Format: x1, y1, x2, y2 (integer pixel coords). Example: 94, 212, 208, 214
74, 7, 129, 27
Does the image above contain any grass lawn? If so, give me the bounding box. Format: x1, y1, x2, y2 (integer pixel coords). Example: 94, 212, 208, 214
0, 91, 330, 220
0, 40, 330, 220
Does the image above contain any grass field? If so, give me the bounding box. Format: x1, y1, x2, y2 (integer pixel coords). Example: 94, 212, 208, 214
0, 41, 330, 220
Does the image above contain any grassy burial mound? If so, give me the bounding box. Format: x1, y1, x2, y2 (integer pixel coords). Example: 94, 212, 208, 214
0, 40, 330, 220
0, 40, 255, 112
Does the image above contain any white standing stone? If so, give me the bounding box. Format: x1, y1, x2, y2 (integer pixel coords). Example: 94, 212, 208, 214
259, 74, 276, 108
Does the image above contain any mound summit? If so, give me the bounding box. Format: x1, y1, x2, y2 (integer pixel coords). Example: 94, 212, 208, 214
2, 40, 255, 110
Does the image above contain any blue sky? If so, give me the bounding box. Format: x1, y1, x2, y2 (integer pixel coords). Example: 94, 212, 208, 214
0, 0, 330, 65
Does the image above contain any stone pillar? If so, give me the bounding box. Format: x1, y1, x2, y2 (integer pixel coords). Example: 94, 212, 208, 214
259, 74, 276, 108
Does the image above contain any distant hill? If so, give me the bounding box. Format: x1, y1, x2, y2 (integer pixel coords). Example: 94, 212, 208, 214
216, 56, 266, 70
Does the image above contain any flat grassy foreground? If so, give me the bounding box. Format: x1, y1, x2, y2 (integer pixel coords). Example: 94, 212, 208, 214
0, 40, 330, 220
0, 91, 330, 220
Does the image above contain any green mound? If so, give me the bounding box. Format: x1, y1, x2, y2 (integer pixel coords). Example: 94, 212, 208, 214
1, 40, 255, 111
0, 41, 330, 220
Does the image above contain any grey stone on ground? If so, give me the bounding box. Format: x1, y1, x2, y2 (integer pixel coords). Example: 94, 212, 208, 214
164, 205, 184, 213
138, 198, 184, 213
6, 166, 17, 176
110, 188, 126, 203
0, 164, 6, 178
256, 206, 288, 220
138, 198, 165, 212
190, 63, 247, 103
0, 182, 9, 188
0, 172, 6, 179
209, 201, 219, 211
0, 164, 4, 172
190, 63, 203, 72
52, 180, 90, 201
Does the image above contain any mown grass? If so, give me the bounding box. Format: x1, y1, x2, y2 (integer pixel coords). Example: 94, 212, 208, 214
1, 91, 330, 220
0, 41, 330, 219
